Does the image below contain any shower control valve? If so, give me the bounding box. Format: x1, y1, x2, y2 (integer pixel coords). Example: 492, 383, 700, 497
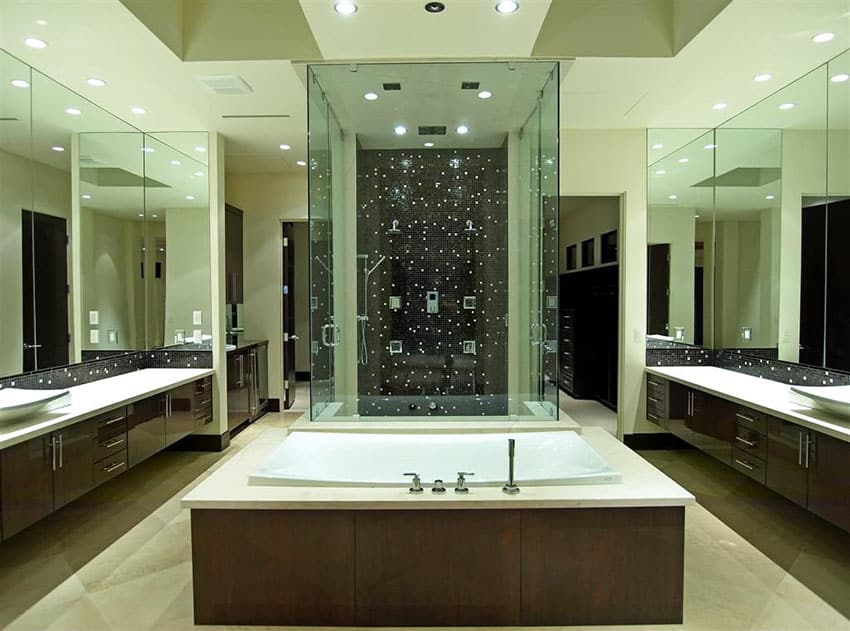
404, 472, 424, 494
432, 479, 446, 494
455, 472, 474, 493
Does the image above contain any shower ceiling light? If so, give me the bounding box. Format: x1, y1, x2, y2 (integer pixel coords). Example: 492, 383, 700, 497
51, 146, 65, 152
668, 194, 678, 200
655, 169, 666, 175
194, 171, 205, 177
393, 125, 407, 135
195, 146, 206, 152
766, 195, 776, 200
651, 143, 664, 149
186, 195, 195, 200
456, 124, 470, 135
778, 102, 795, 110
424, 2, 445, 12
478, 90, 492, 99
334, 1, 358, 15
812, 32, 834, 43
87, 78, 106, 87
364, 92, 378, 101
65, 107, 81, 116
704, 144, 717, 150
495, 0, 519, 14
831, 73, 850, 83
753, 73, 772, 82
678, 157, 689, 163
712, 102, 728, 110
142, 147, 154, 153
24, 37, 47, 49
10, 79, 29, 88
82, 194, 92, 200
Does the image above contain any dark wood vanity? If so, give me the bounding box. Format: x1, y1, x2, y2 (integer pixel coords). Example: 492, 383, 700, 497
647, 374, 850, 533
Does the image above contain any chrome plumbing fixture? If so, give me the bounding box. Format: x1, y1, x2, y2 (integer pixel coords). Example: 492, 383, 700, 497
455, 471, 474, 493
502, 438, 520, 494
386, 219, 402, 234
404, 472, 423, 493
432, 479, 446, 494
357, 254, 386, 365
464, 219, 478, 236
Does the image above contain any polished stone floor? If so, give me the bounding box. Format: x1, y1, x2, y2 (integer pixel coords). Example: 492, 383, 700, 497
0, 385, 848, 630
558, 389, 618, 435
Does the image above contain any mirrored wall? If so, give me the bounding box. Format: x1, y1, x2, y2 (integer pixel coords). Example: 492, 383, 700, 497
647, 48, 850, 371
0, 48, 210, 379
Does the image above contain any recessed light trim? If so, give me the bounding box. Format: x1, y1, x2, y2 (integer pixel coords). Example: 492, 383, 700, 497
24, 37, 47, 49
364, 92, 378, 101
10, 79, 30, 88
655, 169, 666, 175
170, 160, 181, 166
831, 73, 850, 83
456, 124, 470, 135
81, 194, 92, 200
712, 102, 728, 110
65, 107, 81, 116
334, 1, 358, 15
424, 1, 445, 13
753, 73, 772, 82
131, 106, 146, 115
185, 195, 195, 200
138, 213, 144, 217
678, 157, 689, 163
778, 102, 795, 110
766, 195, 776, 200
495, 0, 519, 14
87, 78, 106, 87
651, 143, 664, 150
51, 146, 65, 152
668, 194, 678, 200
478, 90, 492, 99
194, 146, 206, 153
812, 32, 835, 43
424, 142, 435, 147
279, 143, 291, 150
393, 125, 408, 136
296, 160, 307, 166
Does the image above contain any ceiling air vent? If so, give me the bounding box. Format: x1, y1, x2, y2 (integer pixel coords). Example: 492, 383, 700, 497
418, 126, 447, 136
382, 82, 402, 91
196, 74, 254, 95
461, 81, 480, 90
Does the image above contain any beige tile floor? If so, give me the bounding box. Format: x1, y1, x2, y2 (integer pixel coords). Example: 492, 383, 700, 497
1, 383, 848, 630
559, 389, 618, 436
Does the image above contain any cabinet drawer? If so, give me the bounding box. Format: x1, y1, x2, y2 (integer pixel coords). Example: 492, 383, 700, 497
94, 432, 127, 462
734, 424, 767, 461
94, 450, 128, 487
732, 449, 766, 485
734, 407, 767, 434
94, 409, 127, 431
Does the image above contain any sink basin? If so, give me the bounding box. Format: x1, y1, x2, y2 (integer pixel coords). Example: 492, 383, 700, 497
790, 385, 850, 418
0, 388, 71, 424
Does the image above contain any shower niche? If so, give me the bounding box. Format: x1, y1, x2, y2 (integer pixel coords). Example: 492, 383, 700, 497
308, 61, 560, 421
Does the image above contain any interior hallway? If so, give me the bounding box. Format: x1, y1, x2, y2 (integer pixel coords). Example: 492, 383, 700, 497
559, 388, 618, 436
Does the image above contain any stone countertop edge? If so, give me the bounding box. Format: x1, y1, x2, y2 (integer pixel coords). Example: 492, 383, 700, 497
646, 365, 850, 443
227, 339, 269, 353
181, 427, 695, 510
0, 368, 214, 451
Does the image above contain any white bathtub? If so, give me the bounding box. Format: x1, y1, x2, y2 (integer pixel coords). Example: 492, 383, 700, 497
249, 431, 621, 487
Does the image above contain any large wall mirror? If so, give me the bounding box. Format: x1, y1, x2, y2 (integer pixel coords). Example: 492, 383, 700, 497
0, 48, 210, 379
647, 48, 850, 372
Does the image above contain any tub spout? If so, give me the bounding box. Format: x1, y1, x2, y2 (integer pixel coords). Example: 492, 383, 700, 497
503, 439, 520, 495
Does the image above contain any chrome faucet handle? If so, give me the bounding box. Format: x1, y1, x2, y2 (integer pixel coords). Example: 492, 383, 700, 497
404, 472, 424, 494
455, 471, 474, 493
432, 479, 446, 494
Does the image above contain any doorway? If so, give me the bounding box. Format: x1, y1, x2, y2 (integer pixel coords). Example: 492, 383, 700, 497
281, 221, 310, 409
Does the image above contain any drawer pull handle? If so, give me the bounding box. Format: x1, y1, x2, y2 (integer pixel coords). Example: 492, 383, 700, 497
735, 436, 756, 447
103, 437, 125, 449
648, 380, 661, 387
198, 398, 212, 406
104, 415, 125, 426
648, 413, 659, 421
103, 461, 125, 473
735, 459, 755, 471
735, 413, 756, 424
648, 396, 660, 404
199, 414, 212, 424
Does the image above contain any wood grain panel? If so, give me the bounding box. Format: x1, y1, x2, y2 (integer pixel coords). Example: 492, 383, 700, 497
355, 509, 521, 626
521, 507, 684, 626
190, 509, 355, 626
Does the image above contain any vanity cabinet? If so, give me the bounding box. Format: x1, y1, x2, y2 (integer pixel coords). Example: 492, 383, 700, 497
227, 352, 250, 431
807, 432, 850, 533
0, 435, 54, 539
52, 420, 96, 510
127, 395, 166, 467
765, 417, 809, 507
685, 389, 735, 465
227, 344, 268, 432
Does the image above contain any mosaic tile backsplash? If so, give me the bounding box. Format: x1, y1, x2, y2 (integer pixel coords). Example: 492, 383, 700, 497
356, 146, 508, 414
0, 350, 212, 390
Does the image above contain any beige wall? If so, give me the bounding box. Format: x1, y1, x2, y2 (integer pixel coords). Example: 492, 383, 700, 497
225, 171, 308, 402
560, 196, 619, 272
647, 207, 695, 342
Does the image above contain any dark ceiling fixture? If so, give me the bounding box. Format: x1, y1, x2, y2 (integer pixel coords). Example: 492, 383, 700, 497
461, 81, 480, 90
424, 2, 445, 13
383, 82, 402, 91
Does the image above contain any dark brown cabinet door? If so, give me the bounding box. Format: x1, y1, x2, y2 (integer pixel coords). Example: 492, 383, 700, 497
53, 421, 95, 510
127, 395, 166, 467
227, 352, 250, 431
166, 385, 195, 446
225, 205, 244, 304
807, 432, 850, 532
687, 392, 734, 465
0, 435, 54, 539
766, 417, 808, 507
667, 383, 692, 444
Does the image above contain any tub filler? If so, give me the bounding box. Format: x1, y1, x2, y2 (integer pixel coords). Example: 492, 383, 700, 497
250, 431, 621, 487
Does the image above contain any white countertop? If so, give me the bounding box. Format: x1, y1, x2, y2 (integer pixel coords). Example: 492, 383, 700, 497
0, 368, 214, 450
181, 427, 695, 510
646, 366, 850, 443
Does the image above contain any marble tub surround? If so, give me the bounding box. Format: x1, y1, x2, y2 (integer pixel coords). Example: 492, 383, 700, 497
646, 366, 850, 443
0, 369, 213, 450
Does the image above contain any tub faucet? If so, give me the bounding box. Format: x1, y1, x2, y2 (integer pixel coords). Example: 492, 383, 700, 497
455, 471, 474, 493
503, 439, 520, 495
404, 472, 423, 493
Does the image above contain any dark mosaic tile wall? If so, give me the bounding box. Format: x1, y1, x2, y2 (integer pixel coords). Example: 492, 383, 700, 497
646, 347, 715, 367
715, 350, 850, 386
356, 147, 508, 414
0, 350, 212, 390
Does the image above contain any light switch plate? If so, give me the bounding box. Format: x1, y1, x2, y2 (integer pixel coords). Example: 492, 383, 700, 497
107, 329, 117, 344
89, 310, 99, 326
192, 310, 202, 325
89, 329, 99, 344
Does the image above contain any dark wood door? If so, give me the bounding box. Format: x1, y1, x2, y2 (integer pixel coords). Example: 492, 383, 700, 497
225, 205, 244, 304
22, 210, 69, 372
687, 391, 734, 465
127, 396, 166, 467
825, 199, 850, 371
807, 431, 850, 532
0, 435, 54, 539
53, 421, 95, 510
282, 223, 297, 409
667, 382, 692, 444
647, 243, 670, 336
766, 417, 808, 507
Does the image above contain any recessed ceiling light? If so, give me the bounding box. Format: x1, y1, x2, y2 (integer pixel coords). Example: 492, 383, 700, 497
424, 142, 435, 147
678, 157, 689, 163
142, 147, 154, 153
279, 143, 291, 150
87, 78, 106, 87
81, 194, 92, 200
393, 125, 407, 136
668, 194, 678, 200
753, 73, 772, 82
65, 107, 81, 116
364, 92, 378, 101
712, 102, 728, 110
10, 79, 29, 88
812, 32, 835, 43
424, 2, 445, 13
778, 103, 795, 110
194, 146, 206, 153
334, 1, 358, 15
24, 37, 47, 49
35, 19, 47, 25
138, 213, 144, 217
495, 0, 519, 14
478, 90, 492, 99
766, 195, 776, 200
296, 160, 307, 166
153, 214, 158, 219
51, 146, 64, 152
704, 144, 717, 150
831, 73, 850, 83
651, 143, 664, 150
456, 124, 470, 135
194, 171, 204, 177
170, 159, 181, 166
186, 195, 195, 200
131, 106, 146, 115
655, 169, 666, 175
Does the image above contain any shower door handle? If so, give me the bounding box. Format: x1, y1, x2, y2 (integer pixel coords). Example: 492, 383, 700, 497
321, 324, 332, 347
332, 324, 342, 346
530, 322, 541, 346
322, 323, 341, 347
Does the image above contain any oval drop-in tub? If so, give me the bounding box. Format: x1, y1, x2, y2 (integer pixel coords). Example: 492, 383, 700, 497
249, 431, 621, 487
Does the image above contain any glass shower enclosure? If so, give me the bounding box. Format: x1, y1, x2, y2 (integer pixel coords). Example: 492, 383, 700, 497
308, 61, 559, 421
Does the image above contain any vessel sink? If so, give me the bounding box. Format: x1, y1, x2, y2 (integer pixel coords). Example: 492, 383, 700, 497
791, 385, 850, 418
0, 388, 71, 424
